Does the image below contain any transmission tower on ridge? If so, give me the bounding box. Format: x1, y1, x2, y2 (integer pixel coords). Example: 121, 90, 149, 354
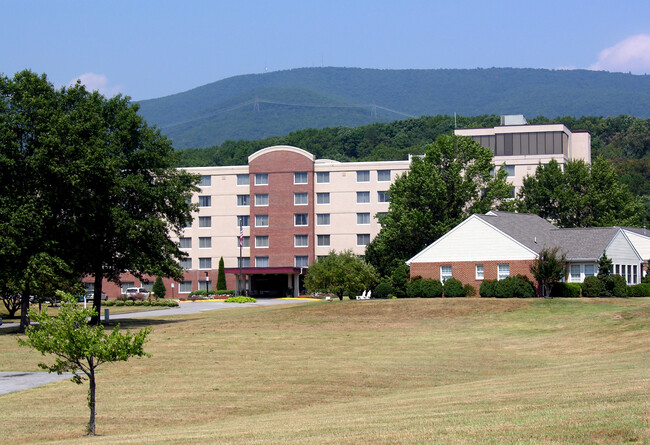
253, 96, 260, 113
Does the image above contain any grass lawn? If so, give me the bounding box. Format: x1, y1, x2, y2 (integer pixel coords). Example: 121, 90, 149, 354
1, 297, 648, 444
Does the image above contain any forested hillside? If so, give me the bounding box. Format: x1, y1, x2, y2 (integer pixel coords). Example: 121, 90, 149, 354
138, 67, 650, 149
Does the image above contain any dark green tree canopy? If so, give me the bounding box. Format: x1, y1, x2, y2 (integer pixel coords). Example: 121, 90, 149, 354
365, 134, 513, 276
304, 250, 378, 300
516, 158, 643, 228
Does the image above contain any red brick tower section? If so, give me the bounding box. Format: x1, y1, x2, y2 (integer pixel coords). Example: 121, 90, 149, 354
248, 146, 315, 268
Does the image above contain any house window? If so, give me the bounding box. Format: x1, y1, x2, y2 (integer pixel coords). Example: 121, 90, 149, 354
357, 234, 370, 246
317, 213, 330, 225
294, 235, 309, 247
255, 235, 269, 248
198, 196, 211, 207
357, 170, 370, 182
377, 191, 390, 203
237, 174, 250, 185
357, 213, 370, 225
584, 264, 595, 278
294, 172, 308, 184
199, 237, 212, 249
295, 256, 309, 267
377, 170, 391, 181
503, 165, 515, 176
633, 265, 638, 284
179, 258, 192, 270
317, 235, 330, 246
199, 175, 211, 187
316, 172, 329, 183
199, 258, 212, 269
255, 173, 268, 185
179, 237, 191, 249
255, 194, 268, 206
317, 192, 330, 204
627, 265, 632, 284
255, 256, 269, 267
237, 236, 250, 248
357, 191, 370, 203
440, 265, 452, 282
498, 264, 510, 280
294, 214, 308, 226
476, 264, 484, 280
255, 214, 269, 227
198, 216, 211, 228
237, 215, 250, 227
237, 194, 250, 206
238, 257, 250, 268
294, 192, 308, 205
570, 264, 581, 282
179, 281, 192, 293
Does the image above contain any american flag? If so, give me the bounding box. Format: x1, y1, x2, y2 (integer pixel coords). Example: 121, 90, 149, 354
239, 224, 243, 247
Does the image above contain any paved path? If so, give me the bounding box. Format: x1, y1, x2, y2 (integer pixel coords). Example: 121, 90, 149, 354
0, 371, 74, 395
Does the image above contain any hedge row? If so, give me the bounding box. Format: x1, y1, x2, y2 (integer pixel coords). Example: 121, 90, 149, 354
479, 275, 536, 298
104, 299, 178, 307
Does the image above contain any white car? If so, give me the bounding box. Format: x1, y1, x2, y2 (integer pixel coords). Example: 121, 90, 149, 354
125, 287, 151, 299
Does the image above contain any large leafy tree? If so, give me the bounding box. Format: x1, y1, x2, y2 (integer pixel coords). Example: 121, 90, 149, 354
304, 250, 378, 300
365, 134, 513, 277
0, 70, 199, 327
517, 158, 643, 228
18, 293, 150, 436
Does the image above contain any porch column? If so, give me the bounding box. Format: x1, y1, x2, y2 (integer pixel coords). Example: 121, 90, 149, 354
293, 274, 300, 297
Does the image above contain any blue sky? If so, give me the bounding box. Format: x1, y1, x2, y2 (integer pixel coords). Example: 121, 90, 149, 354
2, 0, 649, 101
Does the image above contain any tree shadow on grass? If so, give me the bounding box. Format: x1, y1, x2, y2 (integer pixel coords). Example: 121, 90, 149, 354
102, 318, 189, 329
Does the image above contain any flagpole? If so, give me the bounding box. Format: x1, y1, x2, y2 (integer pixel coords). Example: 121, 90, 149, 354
238, 223, 243, 297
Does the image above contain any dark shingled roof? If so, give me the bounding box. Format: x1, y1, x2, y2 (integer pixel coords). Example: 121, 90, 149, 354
475, 211, 621, 260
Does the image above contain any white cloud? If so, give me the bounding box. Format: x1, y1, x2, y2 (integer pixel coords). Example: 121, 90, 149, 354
69, 73, 124, 97
589, 34, 650, 74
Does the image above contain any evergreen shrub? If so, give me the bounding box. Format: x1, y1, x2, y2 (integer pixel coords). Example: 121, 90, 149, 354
582, 276, 605, 297
551, 282, 581, 298
374, 281, 394, 299
628, 283, 650, 297
463, 284, 477, 297
443, 278, 465, 298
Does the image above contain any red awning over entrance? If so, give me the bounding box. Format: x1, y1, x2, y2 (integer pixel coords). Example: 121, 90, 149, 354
224, 267, 304, 275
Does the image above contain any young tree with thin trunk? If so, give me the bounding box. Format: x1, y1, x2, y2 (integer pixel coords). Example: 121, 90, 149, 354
18, 293, 150, 435
530, 246, 567, 298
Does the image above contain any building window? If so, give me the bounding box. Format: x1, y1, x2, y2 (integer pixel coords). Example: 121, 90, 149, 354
503, 165, 515, 176
198, 196, 211, 207
255, 214, 269, 227
316, 192, 330, 204
441, 265, 452, 282
615, 264, 620, 275
179, 281, 192, 293
317, 234, 330, 246
255, 194, 268, 206
237, 215, 250, 227
199, 237, 212, 249
255, 235, 269, 248
508, 187, 516, 199
295, 213, 308, 226
179, 237, 191, 249
377, 191, 390, 203
357, 191, 370, 203
357, 213, 370, 225
198, 216, 211, 228
498, 264, 510, 280
120, 282, 135, 294
255, 173, 268, 185
295, 256, 309, 267
200, 280, 212, 292
199, 258, 212, 269
357, 170, 370, 182
633, 265, 638, 284
183, 219, 192, 229
255, 256, 269, 267
377, 170, 391, 182
294, 235, 309, 247
237, 236, 250, 248
294, 172, 308, 184
179, 258, 192, 270
316, 172, 329, 183
237, 174, 250, 186
317, 213, 330, 225
357, 234, 370, 246
237, 194, 250, 206
238, 257, 250, 268
199, 175, 211, 187
294, 192, 308, 205
570, 264, 581, 282
476, 264, 484, 280
584, 264, 595, 278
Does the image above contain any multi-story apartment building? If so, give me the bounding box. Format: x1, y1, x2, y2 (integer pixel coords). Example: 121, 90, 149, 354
90, 117, 591, 299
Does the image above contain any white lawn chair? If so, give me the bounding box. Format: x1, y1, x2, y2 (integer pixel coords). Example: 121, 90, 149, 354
356, 290, 367, 300
365, 290, 372, 300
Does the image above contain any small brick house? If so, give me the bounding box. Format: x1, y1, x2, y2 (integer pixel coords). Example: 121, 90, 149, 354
406, 211, 647, 292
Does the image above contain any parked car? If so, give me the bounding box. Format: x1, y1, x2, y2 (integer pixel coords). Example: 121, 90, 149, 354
124, 287, 151, 299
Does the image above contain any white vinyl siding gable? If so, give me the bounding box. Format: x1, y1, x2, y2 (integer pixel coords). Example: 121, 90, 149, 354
605, 230, 643, 265
407, 215, 537, 264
